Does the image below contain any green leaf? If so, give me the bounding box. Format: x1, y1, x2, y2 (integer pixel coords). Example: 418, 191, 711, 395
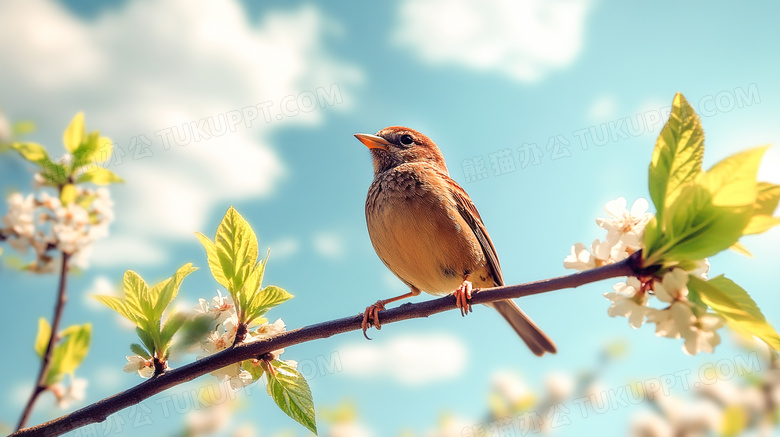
242, 360, 265, 381
130, 343, 152, 360
136, 327, 156, 356
10, 142, 50, 165
160, 312, 188, 354
662, 183, 752, 261
729, 242, 754, 258
71, 131, 100, 171
648, 93, 704, 221
214, 207, 258, 295
688, 275, 780, 350
150, 263, 196, 320
266, 360, 317, 434
169, 314, 213, 353
12, 121, 35, 136
246, 285, 293, 323
641, 216, 662, 265
75, 167, 124, 185
754, 182, 780, 216
39, 161, 69, 186
124, 270, 152, 324
700, 146, 769, 207
720, 405, 747, 437
94, 136, 113, 164
743, 215, 780, 235
195, 232, 231, 291
60, 183, 77, 205
92, 295, 138, 324
46, 323, 91, 385
35, 318, 51, 358
63, 112, 85, 153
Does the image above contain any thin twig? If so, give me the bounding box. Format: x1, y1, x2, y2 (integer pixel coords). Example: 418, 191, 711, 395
16, 252, 71, 430
11, 253, 639, 437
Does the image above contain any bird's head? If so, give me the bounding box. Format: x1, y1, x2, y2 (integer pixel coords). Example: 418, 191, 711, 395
354, 126, 448, 175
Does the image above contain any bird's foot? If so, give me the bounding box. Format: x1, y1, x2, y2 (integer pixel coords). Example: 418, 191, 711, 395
454, 279, 473, 317
361, 300, 387, 340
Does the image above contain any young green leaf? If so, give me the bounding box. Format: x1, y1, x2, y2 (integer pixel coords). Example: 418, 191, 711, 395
71, 131, 101, 171
35, 318, 52, 358
215, 207, 258, 294
729, 242, 754, 258
92, 295, 138, 324
195, 232, 231, 291
688, 275, 780, 350
160, 312, 188, 354
46, 323, 91, 385
10, 142, 50, 165
246, 285, 293, 323
150, 263, 197, 320
75, 168, 124, 185
242, 360, 265, 381
648, 93, 704, 221
63, 112, 85, 153
60, 183, 77, 205
95, 266, 195, 362
136, 327, 156, 356
700, 146, 769, 207
743, 215, 780, 235
754, 182, 780, 216
661, 183, 752, 262
266, 360, 317, 434
130, 343, 152, 360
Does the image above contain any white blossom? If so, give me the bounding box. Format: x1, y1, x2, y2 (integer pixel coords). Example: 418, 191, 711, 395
604, 277, 649, 328
596, 197, 653, 249
2, 193, 35, 239
123, 355, 154, 378
681, 313, 724, 355
563, 242, 595, 271
50, 377, 87, 408
653, 269, 690, 303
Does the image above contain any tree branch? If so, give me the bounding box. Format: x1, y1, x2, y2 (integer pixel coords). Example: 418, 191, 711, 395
16, 252, 71, 430
11, 252, 640, 437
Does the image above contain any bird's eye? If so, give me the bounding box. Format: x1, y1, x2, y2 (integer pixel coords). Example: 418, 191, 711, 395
399, 134, 414, 146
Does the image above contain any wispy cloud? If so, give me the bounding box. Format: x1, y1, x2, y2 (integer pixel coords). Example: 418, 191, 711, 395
393, 0, 591, 82
0, 0, 361, 262
337, 334, 468, 385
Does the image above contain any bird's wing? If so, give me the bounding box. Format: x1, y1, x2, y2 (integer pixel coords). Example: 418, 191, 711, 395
446, 174, 505, 287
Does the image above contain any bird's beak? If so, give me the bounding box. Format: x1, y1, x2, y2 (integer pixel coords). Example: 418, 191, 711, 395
354, 133, 390, 151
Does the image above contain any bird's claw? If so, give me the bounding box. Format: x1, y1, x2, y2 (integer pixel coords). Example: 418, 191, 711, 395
454, 280, 473, 317
361, 300, 386, 340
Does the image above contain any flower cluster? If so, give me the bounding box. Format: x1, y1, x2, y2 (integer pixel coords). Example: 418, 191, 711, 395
195, 291, 286, 389
565, 198, 725, 355
49, 376, 87, 409
1, 185, 114, 270
631, 342, 780, 437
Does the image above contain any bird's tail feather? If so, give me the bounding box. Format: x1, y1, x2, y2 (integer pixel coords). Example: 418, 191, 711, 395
488, 300, 557, 356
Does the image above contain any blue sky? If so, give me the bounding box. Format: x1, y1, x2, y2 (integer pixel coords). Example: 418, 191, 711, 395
1, 0, 779, 436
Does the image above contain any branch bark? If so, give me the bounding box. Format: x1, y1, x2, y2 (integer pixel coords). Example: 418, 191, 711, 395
11, 252, 640, 437
16, 252, 71, 430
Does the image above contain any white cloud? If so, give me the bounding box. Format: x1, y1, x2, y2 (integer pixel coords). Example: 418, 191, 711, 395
393, 0, 590, 82
337, 334, 467, 385
0, 0, 361, 261
313, 232, 346, 259
90, 235, 168, 267
587, 94, 618, 122
267, 237, 300, 260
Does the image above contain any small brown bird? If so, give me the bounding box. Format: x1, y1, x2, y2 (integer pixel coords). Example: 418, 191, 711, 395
355, 126, 556, 356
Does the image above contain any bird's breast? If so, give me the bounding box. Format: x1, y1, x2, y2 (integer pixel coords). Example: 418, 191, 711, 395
365, 165, 491, 295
